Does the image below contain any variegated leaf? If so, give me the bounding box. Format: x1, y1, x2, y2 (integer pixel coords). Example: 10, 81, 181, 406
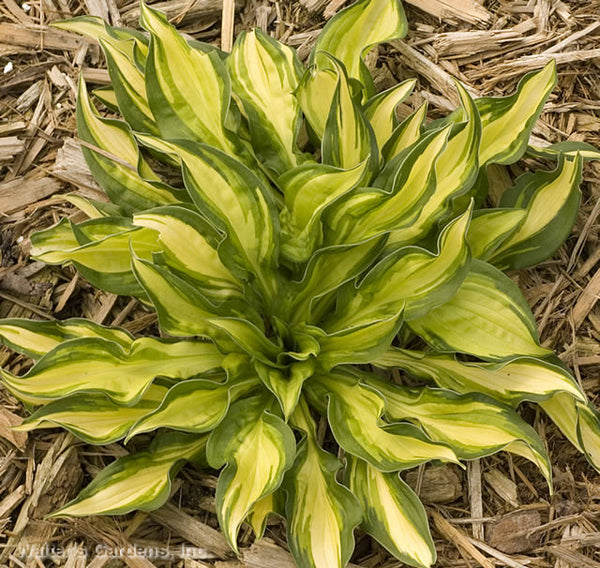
32, 220, 159, 296
2, 336, 223, 405
331, 205, 472, 329
207, 397, 296, 551
247, 492, 280, 540
376, 384, 551, 484
540, 394, 600, 471
382, 101, 427, 161
528, 140, 600, 161
51, 15, 149, 60
373, 348, 585, 404
14, 384, 167, 445
476, 60, 556, 165
99, 37, 158, 134
328, 125, 451, 244
256, 360, 315, 420
311, 0, 407, 95
131, 256, 226, 337
285, 236, 385, 325
296, 65, 339, 141
280, 159, 370, 262
139, 2, 235, 153
409, 259, 551, 360
209, 318, 283, 364
131, 257, 279, 363
92, 86, 119, 110
77, 77, 182, 213
540, 393, 581, 449
346, 456, 435, 568
386, 83, 480, 248
363, 79, 416, 151
487, 155, 583, 269
133, 205, 243, 301
577, 402, 600, 471
228, 29, 304, 176
61, 194, 124, 219
126, 376, 258, 440
467, 208, 527, 260
306, 371, 458, 471
51, 432, 207, 516
321, 56, 378, 173
29, 218, 80, 260
284, 399, 362, 568
134, 135, 279, 300
309, 315, 403, 370
0, 317, 133, 359
70, 215, 132, 241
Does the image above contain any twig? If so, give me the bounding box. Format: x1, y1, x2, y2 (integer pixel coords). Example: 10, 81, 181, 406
221, 0, 235, 53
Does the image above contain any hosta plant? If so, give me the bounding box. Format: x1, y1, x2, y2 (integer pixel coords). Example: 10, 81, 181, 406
3, 1, 600, 566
